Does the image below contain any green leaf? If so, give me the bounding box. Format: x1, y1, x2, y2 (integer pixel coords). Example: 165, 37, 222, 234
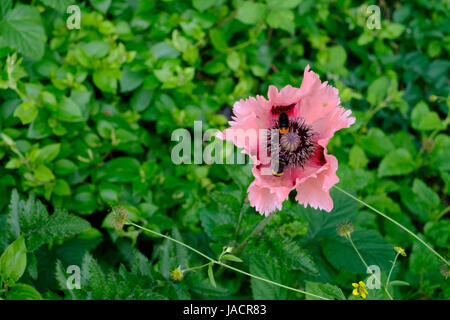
298, 188, 357, 242
0, 5, 46, 60
209, 29, 228, 53
34, 164, 55, 182
13, 101, 38, 124
236, 2, 268, 25
99, 182, 121, 204
382, 23, 405, 39
266, 0, 302, 9
36, 143, 60, 163
207, 263, 216, 288
305, 281, 346, 300
322, 230, 395, 274
266, 9, 295, 34
0, 235, 27, 283
120, 67, 143, 93
389, 280, 410, 287
411, 101, 443, 131
93, 69, 119, 94
367, 76, 389, 105
40, 0, 73, 13
192, 0, 215, 12
53, 179, 71, 196
424, 220, 450, 248
378, 148, 416, 178
349, 145, 368, 169
5, 283, 42, 300
221, 254, 243, 263
57, 97, 83, 122
89, 0, 111, 14
54, 159, 78, 175
360, 128, 394, 157
250, 255, 289, 299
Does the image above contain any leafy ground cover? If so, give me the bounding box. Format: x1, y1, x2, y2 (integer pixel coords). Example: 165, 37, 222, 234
0, 0, 449, 300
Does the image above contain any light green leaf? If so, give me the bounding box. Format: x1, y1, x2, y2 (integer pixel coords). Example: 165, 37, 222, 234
389, 280, 410, 287
378, 148, 416, 178
367, 76, 389, 105
0, 236, 27, 283
0, 5, 46, 60
349, 145, 368, 169
236, 2, 268, 25
34, 164, 55, 182
36, 143, 60, 163
221, 254, 243, 263
360, 128, 394, 157
57, 97, 83, 122
207, 263, 216, 288
266, 9, 295, 34
192, 0, 215, 12
13, 101, 38, 125
5, 283, 42, 300
266, 0, 302, 9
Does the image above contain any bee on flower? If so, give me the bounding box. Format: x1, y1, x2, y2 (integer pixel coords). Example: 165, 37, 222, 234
217, 66, 355, 216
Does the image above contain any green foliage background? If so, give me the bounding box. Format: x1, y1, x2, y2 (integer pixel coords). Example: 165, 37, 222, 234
0, 0, 449, 300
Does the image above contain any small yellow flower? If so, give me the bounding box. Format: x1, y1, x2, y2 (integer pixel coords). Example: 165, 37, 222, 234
394, 246, 407, 257
170, 268, 183, 281
352, 281, 368, 299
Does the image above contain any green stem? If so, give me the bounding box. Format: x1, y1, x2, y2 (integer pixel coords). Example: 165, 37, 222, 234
434, 206, 450, 222
333, 185, 449, 266
183, 262, 211, 273
126, 220, 329, 300
233, 213, 273, 256
234, 201, 248, 242
346, 234, 369, 270
385, 253, 400, 300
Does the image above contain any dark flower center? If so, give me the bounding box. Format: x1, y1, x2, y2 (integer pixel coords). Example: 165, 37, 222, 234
267, 117, 316, 169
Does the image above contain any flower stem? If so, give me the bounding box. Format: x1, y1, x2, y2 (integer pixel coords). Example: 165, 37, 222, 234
385, 253, 400, 300
333, 185, 449, 266
126, 220, 329, 300
183, 262, 211, 273
346, 234, 369, 270
233, 213, 273, 256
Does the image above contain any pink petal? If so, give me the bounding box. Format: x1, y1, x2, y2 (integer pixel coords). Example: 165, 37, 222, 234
247, 181, 291, 216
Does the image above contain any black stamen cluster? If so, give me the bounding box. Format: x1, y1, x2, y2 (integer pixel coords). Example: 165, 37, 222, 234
267, 117, 316, 169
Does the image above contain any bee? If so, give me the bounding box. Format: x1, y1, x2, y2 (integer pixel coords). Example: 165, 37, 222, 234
272, 156, 288, 177
278, 112, 289, 134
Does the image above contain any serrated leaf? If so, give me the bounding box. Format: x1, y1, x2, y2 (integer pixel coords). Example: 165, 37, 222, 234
0, 5, 46, 60
250, 255, 289, 299
323, 230, 395, 274
305, 281, 345, 300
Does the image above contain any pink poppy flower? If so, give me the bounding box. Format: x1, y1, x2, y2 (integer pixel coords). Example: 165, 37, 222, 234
216, 66, 355, 216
